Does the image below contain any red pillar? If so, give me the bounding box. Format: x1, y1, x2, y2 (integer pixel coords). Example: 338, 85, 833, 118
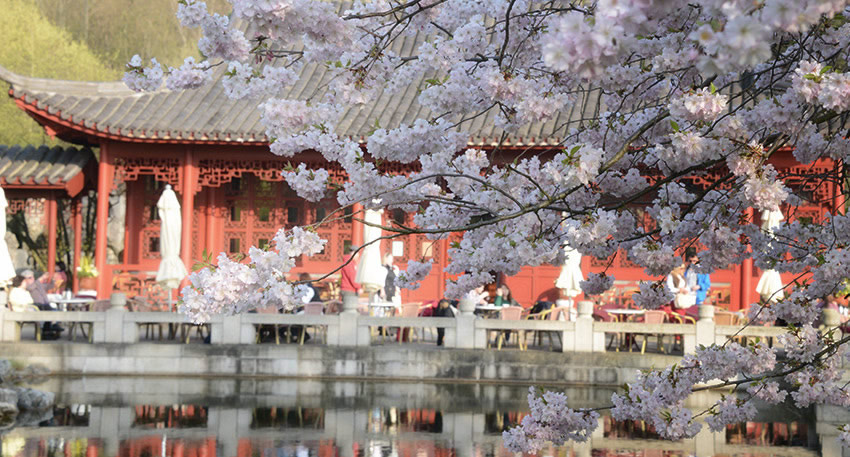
181, 149, 196, 290
95, 143, 114, 299
739, 207, 755, 311
72, 197, 83, 293
351, 203, 364, 248
46, 192, 57, 276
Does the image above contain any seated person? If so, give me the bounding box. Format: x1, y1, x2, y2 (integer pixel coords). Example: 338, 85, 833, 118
493, 285, 519, 307
22, 270, 53, 311
299, 272, 322, 304
473, 286, 490, 305
8, 276, 37, 312
22, 269, 62, 333
39, 261, 68, 294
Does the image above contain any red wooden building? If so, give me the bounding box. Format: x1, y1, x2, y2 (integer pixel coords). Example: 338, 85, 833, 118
1, 64, 841, 310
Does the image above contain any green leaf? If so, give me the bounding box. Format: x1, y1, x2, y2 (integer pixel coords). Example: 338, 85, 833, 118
709, 82, 717, 94
820, 66, 832, 74
670, 120, 680, 132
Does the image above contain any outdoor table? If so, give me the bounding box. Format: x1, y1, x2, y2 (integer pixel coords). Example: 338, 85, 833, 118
475, 304, 501, 318
51, 297, 95, 312
50, 297, 96, 341
606, 309, 646, 320
605, 309, 646, 351
369, 301, 398, 341
369, 301, 398, 316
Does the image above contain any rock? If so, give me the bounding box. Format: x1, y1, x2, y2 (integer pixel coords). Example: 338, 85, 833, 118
0, 388, 19, 428
0, 359, 12, 380
12, 364, 51, 385
15, 387, 54, 410
14, 408, 53, 427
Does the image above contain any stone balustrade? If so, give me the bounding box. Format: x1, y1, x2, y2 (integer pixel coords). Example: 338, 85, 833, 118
1, 296, 836, 355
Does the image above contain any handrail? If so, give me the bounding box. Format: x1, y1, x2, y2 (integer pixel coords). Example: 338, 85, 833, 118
475, 319, 576, 331
358, 316, 456, 328
594, 322, 696, 334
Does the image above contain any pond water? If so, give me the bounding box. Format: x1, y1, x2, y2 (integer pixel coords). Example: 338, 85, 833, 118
0, 377, 827, 457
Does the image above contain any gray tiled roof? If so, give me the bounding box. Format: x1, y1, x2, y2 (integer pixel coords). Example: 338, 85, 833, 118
0, 31, 598, 147
0, 145, 94, 185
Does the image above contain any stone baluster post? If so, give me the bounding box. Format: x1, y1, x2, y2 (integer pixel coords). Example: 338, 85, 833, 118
686, 304, 715, 354
456, 295, 477, 349
97, 293, 131, 343
574, 301, 601, 352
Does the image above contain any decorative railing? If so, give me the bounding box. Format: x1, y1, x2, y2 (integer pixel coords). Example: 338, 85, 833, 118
2, 299, 833, 355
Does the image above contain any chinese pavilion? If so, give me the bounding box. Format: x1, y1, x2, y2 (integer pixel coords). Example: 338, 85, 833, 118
0, 63, 841, 310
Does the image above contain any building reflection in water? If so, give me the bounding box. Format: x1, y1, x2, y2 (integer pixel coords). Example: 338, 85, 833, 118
0, 387, 825, 457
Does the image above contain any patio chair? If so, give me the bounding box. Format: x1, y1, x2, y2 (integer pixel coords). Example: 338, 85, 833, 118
714, 311, 739, 325
491, 306, 525, 351
255, 305, 281, 344
397, 302, 423, 343
68, 299, 111, 342
666, 312, 695, 352
638, 310, 668, 354
9, 302, 42, 341
128, 298, 168, 340
300, 302, 326, 345
525, 306, 569, 350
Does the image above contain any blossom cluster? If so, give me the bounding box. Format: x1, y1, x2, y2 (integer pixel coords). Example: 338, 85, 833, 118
180, 227, 326, 323
283, 163, 329, 202
503, 388, 600, 453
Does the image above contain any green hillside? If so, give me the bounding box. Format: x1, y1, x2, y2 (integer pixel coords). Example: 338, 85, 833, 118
0, 0, 231, 146
0, 0, 120, 145
32, 0, 232, 69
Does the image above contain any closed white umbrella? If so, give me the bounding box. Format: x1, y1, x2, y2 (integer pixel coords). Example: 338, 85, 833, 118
757, 209, 784, 303
555, 245, 583, 299
0, 187, 17, 284
356, 209, 387, 295
155, 185, 187, 291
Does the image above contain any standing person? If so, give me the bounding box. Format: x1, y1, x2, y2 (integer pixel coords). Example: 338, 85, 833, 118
380, 253, 401, 305
666, 264, 695, 313
340, 245, 361, 306
433, 299, 455, 346
684, 250, 711, 306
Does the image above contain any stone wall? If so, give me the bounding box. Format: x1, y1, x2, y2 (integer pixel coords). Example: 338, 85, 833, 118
0, 341, 673, 386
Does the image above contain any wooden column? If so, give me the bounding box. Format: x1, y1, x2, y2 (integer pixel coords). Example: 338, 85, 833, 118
46, 192, 57, 276
351, 203, 364, 248
181, 149, 196, 275
739, 207, 755, 311
72, 196, 83, 293
95, 143, 114, 299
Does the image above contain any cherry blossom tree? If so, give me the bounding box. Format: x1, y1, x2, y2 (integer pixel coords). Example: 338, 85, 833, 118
125, 0, 850, 449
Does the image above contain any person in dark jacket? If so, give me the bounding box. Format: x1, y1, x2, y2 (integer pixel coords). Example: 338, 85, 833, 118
433, 299, 455, 346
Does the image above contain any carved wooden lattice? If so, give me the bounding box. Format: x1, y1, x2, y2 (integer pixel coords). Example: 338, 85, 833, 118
113, 157, 182, 188
197, 159, 349, 188
5, 198, 44, 215
313, 230, 333, 262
